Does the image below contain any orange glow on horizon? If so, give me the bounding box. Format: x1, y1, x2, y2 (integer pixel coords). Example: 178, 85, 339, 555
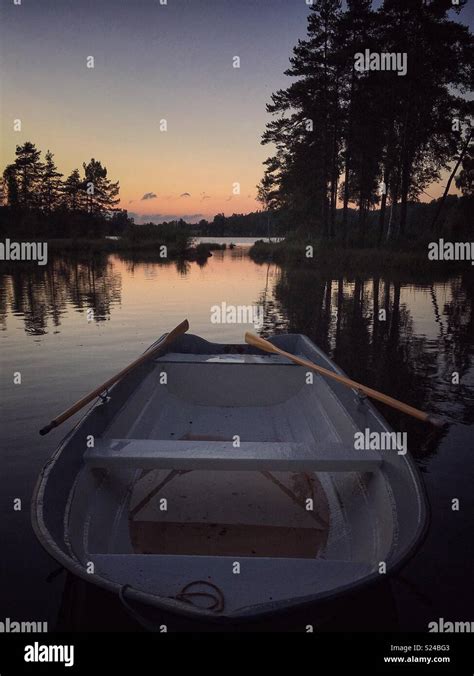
0, 131, 460, 224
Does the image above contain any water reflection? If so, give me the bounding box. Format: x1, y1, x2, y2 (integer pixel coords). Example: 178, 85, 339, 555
0, 254, 122, 335
1, 253, 472, 439
256, 262, 474, 453
116, 253, 195, 277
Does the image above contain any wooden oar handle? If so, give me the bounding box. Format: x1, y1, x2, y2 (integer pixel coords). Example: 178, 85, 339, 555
39, 319, 190, 436
244, 332, 279, 353
39, 422, 57, 436
163, 319, 190, 344
245, 332, 446, 428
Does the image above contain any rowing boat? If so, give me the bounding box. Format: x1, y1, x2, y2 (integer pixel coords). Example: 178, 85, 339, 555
32, 332, 428, 624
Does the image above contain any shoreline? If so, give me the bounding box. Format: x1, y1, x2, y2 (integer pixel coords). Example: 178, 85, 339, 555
248, 239, 473, 272
43, 238, 227, 260
1, 236, 471, 273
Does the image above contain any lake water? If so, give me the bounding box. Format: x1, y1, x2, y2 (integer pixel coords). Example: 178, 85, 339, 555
1, 248, 473, 630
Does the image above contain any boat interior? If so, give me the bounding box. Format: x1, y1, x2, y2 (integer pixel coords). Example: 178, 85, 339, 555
61, 334, 416, 615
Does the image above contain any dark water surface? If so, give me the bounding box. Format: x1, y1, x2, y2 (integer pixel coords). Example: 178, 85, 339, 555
1, 248, 473, 631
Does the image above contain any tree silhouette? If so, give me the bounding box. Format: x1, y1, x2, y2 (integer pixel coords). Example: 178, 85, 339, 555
14, 142, 43, 209
260, 0, 473, 242
40, 151, 63, 214
0, 142, 126, 238
82, 158, 120, 216
455, 141, 474, 197
62, 169, 85, 212
2, 164, 19, 208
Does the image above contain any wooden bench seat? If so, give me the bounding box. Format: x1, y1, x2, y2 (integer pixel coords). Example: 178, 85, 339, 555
84, 439, 382, 472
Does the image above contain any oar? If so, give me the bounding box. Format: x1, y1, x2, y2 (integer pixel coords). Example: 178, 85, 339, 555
39, 319, 190, 436
245, 332, 445, 428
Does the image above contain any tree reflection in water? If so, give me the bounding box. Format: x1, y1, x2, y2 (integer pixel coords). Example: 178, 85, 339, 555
1, 253, 472, 454
256, 262, 474, 457
0, 253, 121, 335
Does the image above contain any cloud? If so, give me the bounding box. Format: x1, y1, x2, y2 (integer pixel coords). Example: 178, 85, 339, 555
180, 192, 191, 198
141, 192, 157, 201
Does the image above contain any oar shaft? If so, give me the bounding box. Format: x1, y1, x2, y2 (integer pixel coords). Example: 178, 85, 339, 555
245, 332, 444, 427
40, 319, 189, 436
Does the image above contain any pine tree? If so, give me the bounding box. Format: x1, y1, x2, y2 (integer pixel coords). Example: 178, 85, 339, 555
82, 159, 120, 216
2, 164, 20, 207
338, 0, 375, 238
63, 169, 85, 211
455, 143, 474, 197
260, 0, 472, 243
14, 142, 43, 208
261, 0, 343, 235
338, 2, 383, 242
380, 0, 473, 237
40, 150, 63, 213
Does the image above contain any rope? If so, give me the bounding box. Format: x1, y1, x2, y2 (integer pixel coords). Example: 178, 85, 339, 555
119, 579, 225, 631
173, 580, 225, 613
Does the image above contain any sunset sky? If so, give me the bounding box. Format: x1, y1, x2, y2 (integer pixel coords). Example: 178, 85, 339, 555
1, 0, 472, 223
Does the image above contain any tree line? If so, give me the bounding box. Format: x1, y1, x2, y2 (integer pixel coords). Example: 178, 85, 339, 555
1, 142, 130, 237
258, 0, 473, 244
